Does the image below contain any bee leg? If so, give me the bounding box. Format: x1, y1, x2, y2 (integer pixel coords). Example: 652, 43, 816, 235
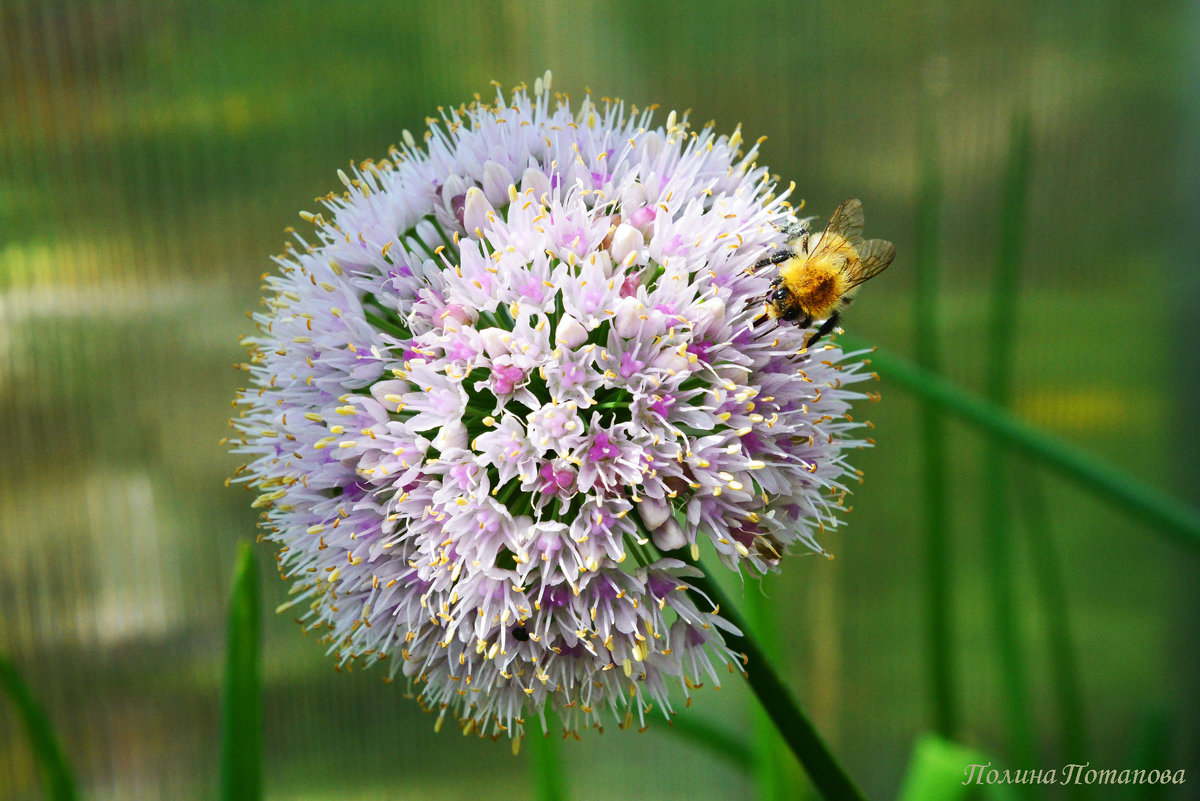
804, 311, 841, 349
779, 221, 809, 240
751, 248, 796, 274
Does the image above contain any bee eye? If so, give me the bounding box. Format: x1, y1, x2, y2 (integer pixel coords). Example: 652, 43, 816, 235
771, 288, 789, 302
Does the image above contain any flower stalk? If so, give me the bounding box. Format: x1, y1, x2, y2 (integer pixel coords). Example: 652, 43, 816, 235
684, 566, 868, 801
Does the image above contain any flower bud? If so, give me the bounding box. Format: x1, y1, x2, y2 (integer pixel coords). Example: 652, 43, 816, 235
479, 327, 511, 358
650, 518, 687, 552
613, 296, 645, 339
554, 313, 589, 349
441, 175, 469, 224
651, 346, 690, 374
521, 167, 551, 201
637, 496, 671, 531
462, 186, 494, 235
482, 160, 514, 206
432, 420, 468, 452
608, 223, 644, 267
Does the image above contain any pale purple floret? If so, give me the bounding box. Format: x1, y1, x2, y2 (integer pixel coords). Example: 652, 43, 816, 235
538, 461, 576, 495
491, 363, 525, 395
229, 73, 876, 742
588, 431, 620, 461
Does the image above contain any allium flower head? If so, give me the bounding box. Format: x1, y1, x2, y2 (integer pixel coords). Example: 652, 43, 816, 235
230, 73, 874, 741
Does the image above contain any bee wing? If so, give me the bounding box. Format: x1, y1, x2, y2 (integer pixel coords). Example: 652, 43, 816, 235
806, 199, 865, 264
822, 198, 865, 245
845, 238, 896, 287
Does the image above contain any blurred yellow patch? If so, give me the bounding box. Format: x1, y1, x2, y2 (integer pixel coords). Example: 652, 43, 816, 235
87, 89, 273, 139
1015, 388, 1160, 431
0, 237, 112, 286
220, 92, 255, 135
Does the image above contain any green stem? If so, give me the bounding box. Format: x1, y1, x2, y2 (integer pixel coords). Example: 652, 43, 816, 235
219, 543, 262, 801
427, 214, 457, 251
593, 401, 632, 412
685, 567, 868, 801
624, 534, 652, 567
405, 227, 441, 263
836, 335, 1200, 554
984, 110, 1036, 774
363, 309, 410, 340
528, 712, 567, 801
0, 652, 77, 801
745, 576, 789, 801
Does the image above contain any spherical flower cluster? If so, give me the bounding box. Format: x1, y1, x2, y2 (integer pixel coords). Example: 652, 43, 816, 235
229, 73, 875, 741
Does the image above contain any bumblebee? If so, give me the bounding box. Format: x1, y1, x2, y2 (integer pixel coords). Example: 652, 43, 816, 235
754, 198, 895, 347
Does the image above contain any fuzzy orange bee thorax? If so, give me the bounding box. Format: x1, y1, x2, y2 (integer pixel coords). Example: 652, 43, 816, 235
779, 256, 852, 320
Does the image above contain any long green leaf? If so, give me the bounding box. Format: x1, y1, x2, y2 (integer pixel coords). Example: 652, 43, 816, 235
219, 542, 262, 801
1014, 468, 1090, 800
836, 335, 1200, 554
984, 110, 1036, 775
0, 652, 77, 801
914, 92, 957, 740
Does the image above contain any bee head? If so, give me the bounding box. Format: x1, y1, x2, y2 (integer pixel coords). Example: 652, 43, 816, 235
766, 284, 805, 322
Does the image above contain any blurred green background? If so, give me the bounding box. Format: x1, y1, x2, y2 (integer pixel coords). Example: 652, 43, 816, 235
2, 0, 1198, 799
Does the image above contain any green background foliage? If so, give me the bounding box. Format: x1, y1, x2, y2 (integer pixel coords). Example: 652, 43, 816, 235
2, 0, 1197, 798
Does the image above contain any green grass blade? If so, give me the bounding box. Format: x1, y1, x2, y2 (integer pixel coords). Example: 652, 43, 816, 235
836, 336, 1200, 554
984, 110, 1036, 774
1013, 468, 1090, 800
987, 108, 1032, 405
897, 735, 985, 801
527, 713, 568, 801
0, 652, 78, 801
219, 542, 262, 801
898, 735, 1021, 801
914, 95, 957, 740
